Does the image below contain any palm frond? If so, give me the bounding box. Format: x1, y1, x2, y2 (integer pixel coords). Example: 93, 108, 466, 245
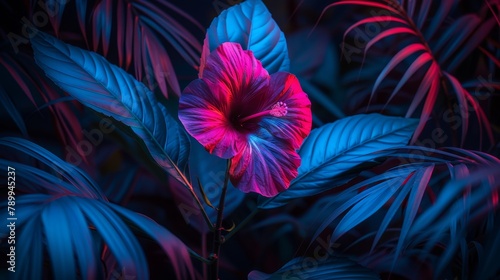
0, 137, 194, 279
306, 146, 500, 277
91, 0, 202, 98
324, 0, 496, 145
0, 52, 86, 162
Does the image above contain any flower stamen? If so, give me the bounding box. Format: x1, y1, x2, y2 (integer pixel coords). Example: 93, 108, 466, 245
270, 102, 288, 117
239, 102, 288, 123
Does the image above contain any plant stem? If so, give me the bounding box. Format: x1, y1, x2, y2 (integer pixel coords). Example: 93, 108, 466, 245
209, 160, 231, 280
224, 207, 260, 242
188, 186, 215, 232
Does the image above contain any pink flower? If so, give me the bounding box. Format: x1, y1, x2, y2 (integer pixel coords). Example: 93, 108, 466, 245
179, 42, 312, 197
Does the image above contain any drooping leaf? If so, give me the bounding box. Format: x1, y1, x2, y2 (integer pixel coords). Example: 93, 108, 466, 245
0, 137, 194, 279
31, 32, 191, 189
0, 194, 194, 280
304, 147, 500, 277
260, 114, 418, 209
248, 257, 380, 280
0, 137, 105, 199
203, 0, 290, 74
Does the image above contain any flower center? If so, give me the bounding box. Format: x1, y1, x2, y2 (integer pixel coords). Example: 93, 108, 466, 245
239, 102, 288, 123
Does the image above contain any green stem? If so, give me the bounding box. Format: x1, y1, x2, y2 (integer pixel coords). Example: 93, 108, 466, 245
209, 160, 231, 280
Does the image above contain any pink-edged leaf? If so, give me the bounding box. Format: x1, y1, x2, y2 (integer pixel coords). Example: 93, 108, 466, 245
321, 0, 401, 19
92, 0, 112, 56
386, 52, 433, 106
406, 61, 438, 118
371, 43, 427, 101
142, 29, 180, 97
365, 27, 417, 53
2, 54, 86, 163
344, 16, 408, 42
135, 1, 201, 67
0, 54, 38, 106
479, 46, 500, 68
38, 77, 87, 165
91, 0, 202, 98
409, 63, 440, 143
43, 0, 67, 37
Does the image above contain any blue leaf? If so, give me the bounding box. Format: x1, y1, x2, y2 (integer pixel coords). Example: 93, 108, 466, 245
260, 114, 418, 209
0, 137, 106, 199
302, 147, 500, 278
108, 203, 195, 279
0, 86, 29, 137
204, 0, 290, 74
248, 257, 380, 280
1, 194, 194, 279
31, 32, 192, 190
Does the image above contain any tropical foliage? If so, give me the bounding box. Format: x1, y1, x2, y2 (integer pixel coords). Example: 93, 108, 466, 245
0, 0, 499, 279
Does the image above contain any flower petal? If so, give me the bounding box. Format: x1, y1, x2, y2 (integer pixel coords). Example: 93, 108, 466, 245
201, 42, 269, 106
229, 130, 301, 197
179, 79, 246, 158
260, 72, 312, 149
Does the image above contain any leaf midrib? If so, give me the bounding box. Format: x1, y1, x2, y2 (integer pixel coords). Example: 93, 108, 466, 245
41, 35, 190, 188
293, 120, 416, 185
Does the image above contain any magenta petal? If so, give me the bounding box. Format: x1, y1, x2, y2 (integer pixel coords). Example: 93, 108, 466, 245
229, 130, 301, 197
260, 72, 312, 149
180, 41, 312, 196
179, 79, 245, 158
202, 42, 269, 103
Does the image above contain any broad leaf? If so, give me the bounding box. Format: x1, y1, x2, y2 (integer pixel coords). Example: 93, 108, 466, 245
31, 32, 191, 189
248, 257, 380, 280
202, 0, 289, 74
260, 114, 418, 209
